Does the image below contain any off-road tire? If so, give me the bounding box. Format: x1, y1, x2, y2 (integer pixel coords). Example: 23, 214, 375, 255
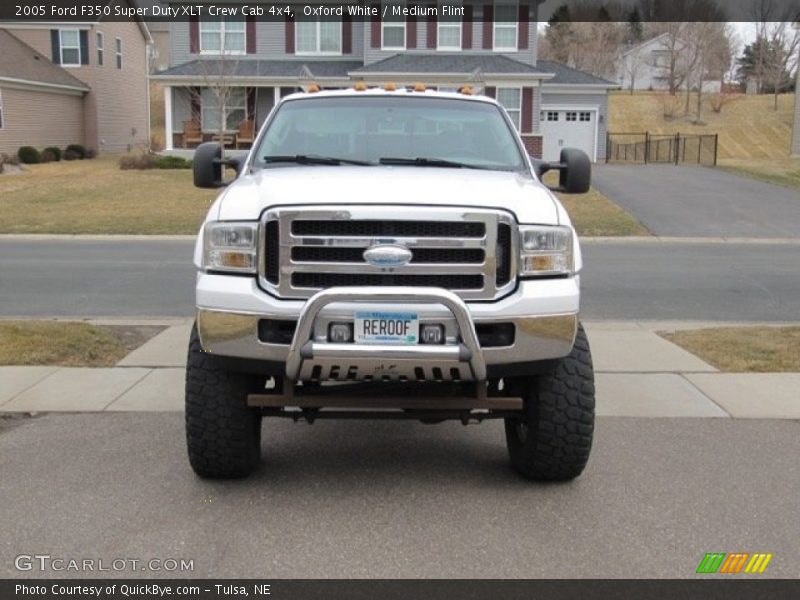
504, 323, 595, 481
185, 324, 262, 478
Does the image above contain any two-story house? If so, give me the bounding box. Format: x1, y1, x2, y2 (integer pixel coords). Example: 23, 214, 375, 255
152, 1, 617, 161
0, 3, 151, 155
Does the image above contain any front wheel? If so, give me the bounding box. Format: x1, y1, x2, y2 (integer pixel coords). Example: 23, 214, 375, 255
505, 323, 595, 481
185, 324, 262, 479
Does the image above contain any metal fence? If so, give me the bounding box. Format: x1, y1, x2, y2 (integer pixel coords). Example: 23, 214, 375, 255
606, 132, 719, 166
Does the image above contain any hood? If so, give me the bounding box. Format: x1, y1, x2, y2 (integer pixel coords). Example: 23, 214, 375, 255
214, 166, 563, 225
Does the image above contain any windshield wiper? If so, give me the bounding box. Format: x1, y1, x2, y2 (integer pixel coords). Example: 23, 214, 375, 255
378, 157, 487, 170
262, 154, 372, 166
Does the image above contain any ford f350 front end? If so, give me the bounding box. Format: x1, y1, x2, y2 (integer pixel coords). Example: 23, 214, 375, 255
186, 88, 595, 482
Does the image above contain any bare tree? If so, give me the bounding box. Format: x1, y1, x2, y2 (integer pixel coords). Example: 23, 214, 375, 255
752, 0, 800, 109
186, 40, 243, 159
621, 49, 645, 94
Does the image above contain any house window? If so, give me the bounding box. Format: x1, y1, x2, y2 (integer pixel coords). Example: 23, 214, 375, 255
493, 2, 518, 51
542, 111, 559, 122
200, 18, 246, 54
380, 1, 407, 49
580, 112, 592, 122
115, 38, 122, 69
96, 32, 104, 66
437, 2, 461, 50
566, 111, 577, 122
201, 88, 247, 132
497, 87, 521, 130
59, 29, 81, 66
296, 21, 342, 55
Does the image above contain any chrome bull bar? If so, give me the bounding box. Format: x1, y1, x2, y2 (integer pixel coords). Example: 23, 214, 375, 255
285, 287, 487, 382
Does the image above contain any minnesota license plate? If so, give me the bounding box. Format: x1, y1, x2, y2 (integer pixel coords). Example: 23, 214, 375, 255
354, 311, 419, 345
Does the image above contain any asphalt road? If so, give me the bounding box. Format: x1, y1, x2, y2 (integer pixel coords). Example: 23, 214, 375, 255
2, 238, 800, 321
592, 165, 800, 238
1, 413, 798, 578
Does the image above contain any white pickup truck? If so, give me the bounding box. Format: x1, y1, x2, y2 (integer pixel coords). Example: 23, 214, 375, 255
188, 86, 595, 481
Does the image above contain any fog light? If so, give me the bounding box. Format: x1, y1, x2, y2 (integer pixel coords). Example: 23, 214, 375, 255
328, 322, 353, 343
420, 324, 444, 345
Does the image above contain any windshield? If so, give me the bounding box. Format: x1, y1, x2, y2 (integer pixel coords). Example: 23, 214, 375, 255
253, 95, 527, 172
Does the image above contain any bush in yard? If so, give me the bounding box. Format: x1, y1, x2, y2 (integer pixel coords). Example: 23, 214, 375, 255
63, 149, 80, 161
155, 155, 192, 169
65, 144, 87, 159
119, 153, 158, 170
40, 149, 57, 163
43, 146, 62, 161
85, 148, 96, 159
17, 146, 41, 164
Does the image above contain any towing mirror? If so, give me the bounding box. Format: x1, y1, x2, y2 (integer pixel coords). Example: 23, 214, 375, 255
531, 148, 591, 194
193, 142, 245, 189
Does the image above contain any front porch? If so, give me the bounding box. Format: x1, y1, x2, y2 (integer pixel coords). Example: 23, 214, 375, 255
163, 85, 304, 151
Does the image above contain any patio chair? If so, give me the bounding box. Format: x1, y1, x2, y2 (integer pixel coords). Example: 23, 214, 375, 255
183, 120, 202, 148
236, 119, 255, 149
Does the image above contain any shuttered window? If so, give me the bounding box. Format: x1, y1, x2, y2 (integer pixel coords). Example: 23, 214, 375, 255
200, 18, 246, 54
60, 29, 81, 66
296, 21, 342, 54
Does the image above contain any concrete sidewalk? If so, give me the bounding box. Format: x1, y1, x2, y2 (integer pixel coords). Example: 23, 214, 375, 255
1, 320, 799, 419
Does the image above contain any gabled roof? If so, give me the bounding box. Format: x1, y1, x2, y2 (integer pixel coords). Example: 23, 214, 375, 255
152, 59, 363, 80
0, 30, 89, 92
351, 54, 552, 78
620, 32, 672, 57
536, 60, 618, 87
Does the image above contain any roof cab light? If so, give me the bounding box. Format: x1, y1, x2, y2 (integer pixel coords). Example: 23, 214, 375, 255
413, 82, 426, 92
203, 222, 259, 274
354, 81, 368, 91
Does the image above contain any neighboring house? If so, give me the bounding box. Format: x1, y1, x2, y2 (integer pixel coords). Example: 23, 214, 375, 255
135, 0, 171, 72
0, 5, 151, 155
617, 32, 721, 94
151, 0, 617, 161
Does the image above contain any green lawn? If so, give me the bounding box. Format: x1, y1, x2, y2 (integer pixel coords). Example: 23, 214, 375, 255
662, 326, 800, 373
609, 91, 796, 161
1, 155, 646, 236
0, 321, 163, 367
718, 158, 800, 191
0, 156, 218, 234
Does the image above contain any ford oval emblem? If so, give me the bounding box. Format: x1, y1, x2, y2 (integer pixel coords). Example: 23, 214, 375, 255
363, 244, 412, 268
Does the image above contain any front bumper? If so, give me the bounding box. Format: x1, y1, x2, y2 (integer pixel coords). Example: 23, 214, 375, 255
196, 273, 580, 381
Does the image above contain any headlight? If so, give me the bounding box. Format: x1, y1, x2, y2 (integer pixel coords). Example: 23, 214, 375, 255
518, 225, 574, 277
203, 221, 258, 273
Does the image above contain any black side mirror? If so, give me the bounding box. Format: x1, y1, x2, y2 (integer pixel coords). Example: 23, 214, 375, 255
531, 148, 591, 194
193, 142, 245, 188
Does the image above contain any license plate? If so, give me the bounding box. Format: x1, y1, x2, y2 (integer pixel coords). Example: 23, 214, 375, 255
354, 311, 419, 345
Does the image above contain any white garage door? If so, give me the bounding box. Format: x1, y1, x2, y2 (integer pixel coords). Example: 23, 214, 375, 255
540, 109, 597, 162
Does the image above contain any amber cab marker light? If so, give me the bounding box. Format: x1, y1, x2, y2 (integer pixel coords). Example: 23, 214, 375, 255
354, 81, 368, 91
306, 83, 320, 93
383, 82, 397, 91
413, 82, 426, 92
459, 85, 473, 95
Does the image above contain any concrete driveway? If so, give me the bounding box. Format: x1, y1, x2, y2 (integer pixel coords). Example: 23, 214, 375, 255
1, 413, 798, 578
592, 165, 800, 238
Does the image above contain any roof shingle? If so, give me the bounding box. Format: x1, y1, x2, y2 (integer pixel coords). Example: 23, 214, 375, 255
0, 30, 89, 91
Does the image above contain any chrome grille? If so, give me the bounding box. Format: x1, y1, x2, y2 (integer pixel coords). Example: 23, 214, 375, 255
260, 206, 517, 301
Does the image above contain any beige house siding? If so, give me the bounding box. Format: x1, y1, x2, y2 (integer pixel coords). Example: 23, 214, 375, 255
4, 19, 150, 154
0, 86, 85, 154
